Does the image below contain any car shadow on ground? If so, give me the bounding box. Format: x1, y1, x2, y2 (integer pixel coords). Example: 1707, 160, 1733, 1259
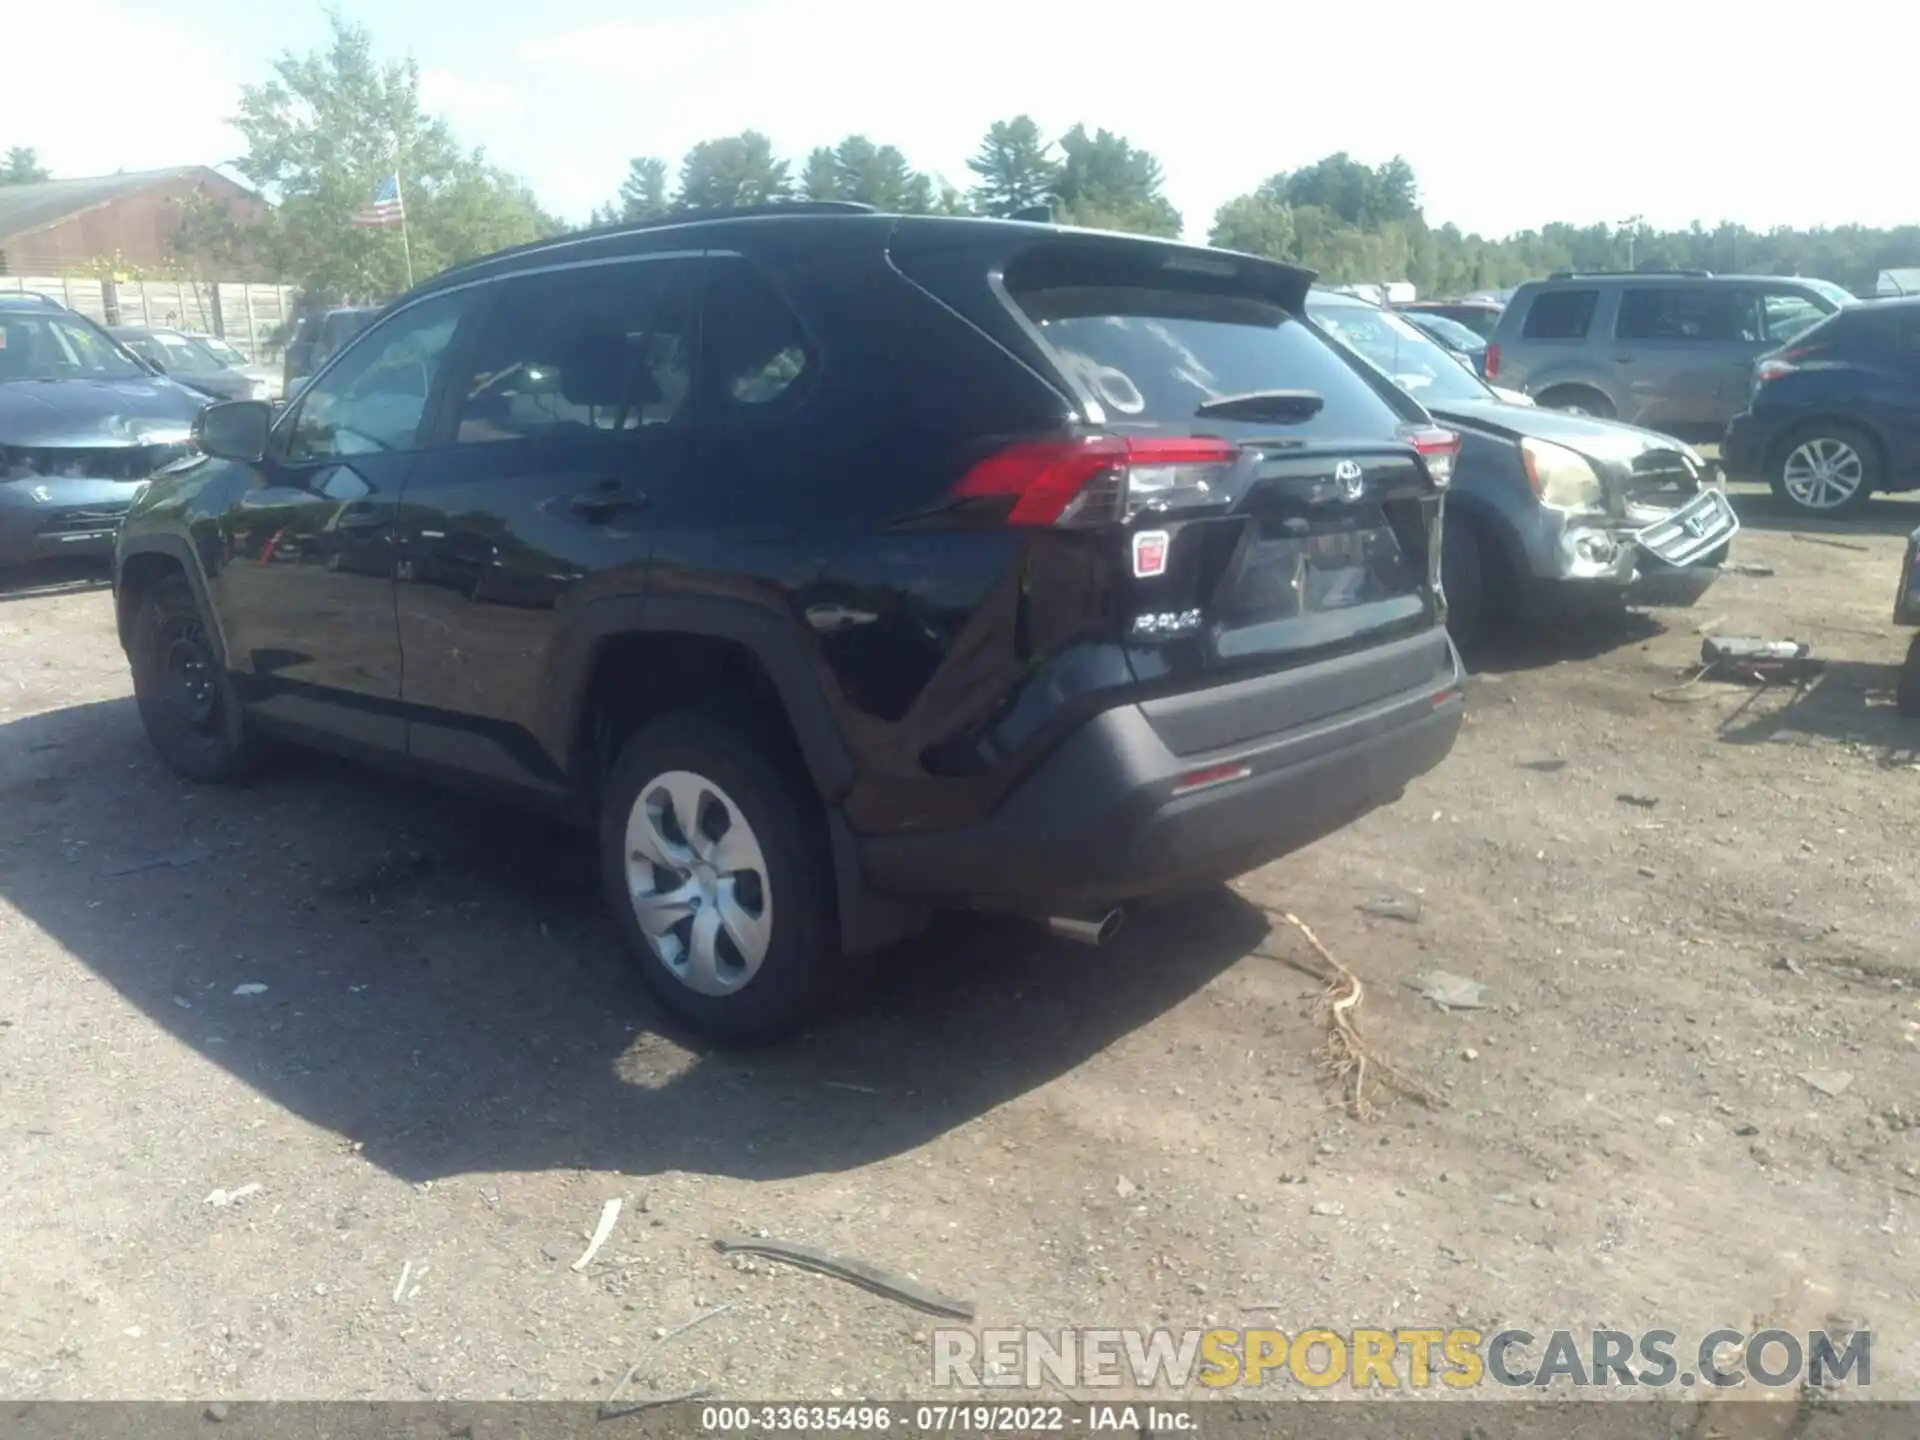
0, 557, 112, 603
0, 697, 1269, 1186
1459, 607, 1666, 676
1725, 486, 1920, 541
1711, 657, 1920, 762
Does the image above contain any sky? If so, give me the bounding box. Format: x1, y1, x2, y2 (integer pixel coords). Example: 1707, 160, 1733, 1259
6, 0, 1917, 242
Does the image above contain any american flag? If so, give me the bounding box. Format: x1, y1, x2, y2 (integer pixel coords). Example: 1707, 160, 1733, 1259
351, 174, 405, 229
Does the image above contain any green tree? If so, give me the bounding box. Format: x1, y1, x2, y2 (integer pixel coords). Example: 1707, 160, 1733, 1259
1052, 125, 1179, 236
1, 146, 48, 184
617, 156, 670, 220
966, 116, 1060, 217
675, 131, 791, 210
817, 136, 933, 211
227, 15, 554, 299
801, 147, 840, 201
1209, 194, 1296, 259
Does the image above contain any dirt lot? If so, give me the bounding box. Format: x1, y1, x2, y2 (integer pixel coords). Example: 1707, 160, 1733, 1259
2, 484, 1918, 1405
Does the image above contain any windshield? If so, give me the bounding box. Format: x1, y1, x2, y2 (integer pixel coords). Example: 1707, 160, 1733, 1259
136, 331, 226, 375
0, 310, 147, 382
192, 335, 246, 366
1307, 295, 1495, 406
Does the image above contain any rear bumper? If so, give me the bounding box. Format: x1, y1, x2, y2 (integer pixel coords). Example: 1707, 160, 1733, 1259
859, 629, 1464, 911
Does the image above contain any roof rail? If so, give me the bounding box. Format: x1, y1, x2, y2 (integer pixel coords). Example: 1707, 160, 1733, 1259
424, 200, 881, 286
1547, 268, 1712, 280
0, 289, 68, 308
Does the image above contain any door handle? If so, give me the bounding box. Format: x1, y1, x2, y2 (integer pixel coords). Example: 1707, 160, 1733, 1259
568, 482, 648, 519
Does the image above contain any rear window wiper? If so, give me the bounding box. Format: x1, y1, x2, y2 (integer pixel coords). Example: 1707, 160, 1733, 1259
1194, 389, 1324, 422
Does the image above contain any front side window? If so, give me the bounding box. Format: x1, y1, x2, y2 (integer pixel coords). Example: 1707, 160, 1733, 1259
454, 260, 699, 444
284, 291, 467, 461
1759, 290, 1832, 345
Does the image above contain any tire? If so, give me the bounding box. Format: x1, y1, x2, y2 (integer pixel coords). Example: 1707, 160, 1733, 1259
599, 709, 840, 1043
128, 574, 262, 784
1536, 386, 1614, 419
1440, 512, 1485, 648
1769, 422, 1880, 519
1898, 634, 1920, 720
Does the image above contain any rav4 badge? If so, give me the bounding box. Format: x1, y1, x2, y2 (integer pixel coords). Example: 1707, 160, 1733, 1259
1132, 529, 1170, 578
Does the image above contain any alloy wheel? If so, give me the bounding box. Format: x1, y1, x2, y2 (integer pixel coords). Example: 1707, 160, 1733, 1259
623, 769, 773, 996
1781, 437, 1865, 511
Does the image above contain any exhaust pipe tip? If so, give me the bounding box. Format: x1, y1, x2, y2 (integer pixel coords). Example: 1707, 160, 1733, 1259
1046, 908, 1125, 947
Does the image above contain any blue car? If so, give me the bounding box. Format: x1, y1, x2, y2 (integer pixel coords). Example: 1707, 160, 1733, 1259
0, 294, 207, 568
1723, 296, 1920, 520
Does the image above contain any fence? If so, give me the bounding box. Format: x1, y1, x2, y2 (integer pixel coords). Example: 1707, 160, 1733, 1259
0, 275, 302, 364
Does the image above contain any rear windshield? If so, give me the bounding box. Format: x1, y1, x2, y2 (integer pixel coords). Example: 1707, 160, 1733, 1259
1010, 284, 1412, 441
1310, 297, 1494, 406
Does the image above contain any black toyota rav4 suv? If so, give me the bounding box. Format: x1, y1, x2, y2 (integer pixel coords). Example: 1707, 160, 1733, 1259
112, 203, 1465, 1041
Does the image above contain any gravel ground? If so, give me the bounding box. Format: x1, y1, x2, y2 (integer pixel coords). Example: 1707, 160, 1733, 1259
1, 485, 1917, 1404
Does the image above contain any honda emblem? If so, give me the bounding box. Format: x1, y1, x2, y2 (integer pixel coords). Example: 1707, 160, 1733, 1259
1132, 529, 1170, 578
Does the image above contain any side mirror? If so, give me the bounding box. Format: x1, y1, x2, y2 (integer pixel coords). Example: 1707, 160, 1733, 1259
194, 399, 275, 464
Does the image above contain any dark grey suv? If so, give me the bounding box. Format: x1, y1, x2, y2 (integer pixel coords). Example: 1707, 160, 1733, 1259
1487, 272, 1852, 442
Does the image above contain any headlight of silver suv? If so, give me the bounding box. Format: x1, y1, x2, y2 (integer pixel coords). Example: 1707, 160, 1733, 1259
1520, 438, 1604, 512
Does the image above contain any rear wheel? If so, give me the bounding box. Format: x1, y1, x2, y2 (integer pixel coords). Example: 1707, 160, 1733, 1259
129, 574, 262, 783
1898, 635, 1920, 719
1770, 423, 1879, 518
1536, 386, 1615, 419
599, 709, 841, 1043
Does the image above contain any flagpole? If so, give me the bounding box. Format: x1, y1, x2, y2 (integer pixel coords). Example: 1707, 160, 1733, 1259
394, 160, 415, 289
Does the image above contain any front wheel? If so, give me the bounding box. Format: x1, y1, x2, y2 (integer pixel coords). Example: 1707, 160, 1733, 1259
599, 710, 841, 1043
1898, 634, 1920, 719
1770, 424, 1879, 518
129, 574, 262, 783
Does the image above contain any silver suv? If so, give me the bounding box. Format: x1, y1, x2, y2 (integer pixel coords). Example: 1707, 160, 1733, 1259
1486, 272, 1852, 443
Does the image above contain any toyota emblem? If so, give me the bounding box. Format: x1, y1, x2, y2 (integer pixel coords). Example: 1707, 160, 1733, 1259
1333, 459, 1365, 501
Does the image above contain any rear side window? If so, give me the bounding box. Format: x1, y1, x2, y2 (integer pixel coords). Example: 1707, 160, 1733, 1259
1615, 286, 1746, 342
1521, 289, 1598, 340
700, 257, 813, 414
1010, 284, 1409, 440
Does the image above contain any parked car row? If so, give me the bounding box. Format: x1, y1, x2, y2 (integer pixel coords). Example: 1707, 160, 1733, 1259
0, 211, 1905, 1044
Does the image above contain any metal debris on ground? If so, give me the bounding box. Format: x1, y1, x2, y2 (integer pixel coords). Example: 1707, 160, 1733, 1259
711, 1234, 976, 1319
601, 1301, 733, 1420
1791, 533, 1871, 553
1407, 970, 1490, 1012
1656, 636, 1826, 701
231, 983, 267, 997
1257, 908, 1444, 1120
1616, 793, 1660, 809
204, 1182, 261, 1207
1358, 894, 1422, 923
572, 1198, 622, 1271
1726, 561, 1775, 577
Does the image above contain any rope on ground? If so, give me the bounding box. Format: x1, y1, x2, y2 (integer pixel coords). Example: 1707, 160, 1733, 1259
1260, 908, 1445, 1121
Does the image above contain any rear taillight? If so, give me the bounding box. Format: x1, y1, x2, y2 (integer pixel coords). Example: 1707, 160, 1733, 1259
1484, 343, 1501, 379
1756, 347, 1814, 384
1404, 425, 1460, 487
951, 436, 1239, 527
